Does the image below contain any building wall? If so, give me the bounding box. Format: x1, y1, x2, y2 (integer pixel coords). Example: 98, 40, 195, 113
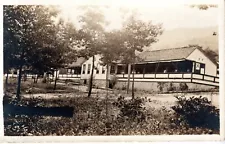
187, 48, 217, 76
80, 55, 107, 80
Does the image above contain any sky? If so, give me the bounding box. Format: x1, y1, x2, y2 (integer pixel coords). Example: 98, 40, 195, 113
58, 0, 219, 31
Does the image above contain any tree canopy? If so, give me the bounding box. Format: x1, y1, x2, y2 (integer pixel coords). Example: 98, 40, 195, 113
4, 5, 77, 74
4, 5, 78, 99
120, 12, 163, 64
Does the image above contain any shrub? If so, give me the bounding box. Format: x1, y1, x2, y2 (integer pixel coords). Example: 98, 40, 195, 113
42, 78, 47, 83
157, 82, 164, 91
179, 83, 188, 91
113, 96, 147, 123
167, 83, 176, 92
121, 85, 126, 90
157, 82, 171, 92
171, 95, 219, 130
109, 75, 117, 89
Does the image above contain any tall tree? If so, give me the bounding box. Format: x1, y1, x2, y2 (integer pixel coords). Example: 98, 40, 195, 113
77, 6, 107, 97
4, 5, 77, 100
100, 30, 125, 85
27, 19, 78, 89
100, 30, 125, 115
120, 12, 163, 99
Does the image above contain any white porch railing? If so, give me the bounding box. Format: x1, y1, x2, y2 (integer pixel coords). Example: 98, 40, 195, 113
116, 73, 219, 87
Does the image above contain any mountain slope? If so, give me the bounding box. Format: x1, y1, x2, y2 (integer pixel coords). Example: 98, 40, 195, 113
147, 27, 218, 53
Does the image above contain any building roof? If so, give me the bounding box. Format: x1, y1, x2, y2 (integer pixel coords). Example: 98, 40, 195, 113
138, 46, 197, 62
67, 57, 86, 68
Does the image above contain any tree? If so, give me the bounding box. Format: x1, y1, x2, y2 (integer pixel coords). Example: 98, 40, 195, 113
187, 44, 218, 64
3, 9, 19, 88
27, 19, 78, 89
120, 12, 163, 99
203, 48, 218, 64
4, 5, 77, 100
99, 30, 125, 117
189, 4, 218, 10
77, 6, 107, 97
100, 30, 125, 86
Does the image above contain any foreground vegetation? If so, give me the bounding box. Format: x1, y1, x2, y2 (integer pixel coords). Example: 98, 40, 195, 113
4, 90, 219, 136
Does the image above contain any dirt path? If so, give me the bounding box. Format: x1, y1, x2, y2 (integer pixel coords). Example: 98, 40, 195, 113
22, 85, 219, 110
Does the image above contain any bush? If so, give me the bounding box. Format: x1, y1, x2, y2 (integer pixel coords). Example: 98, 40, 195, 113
42, 78, 47, 83
121, 85, 126, 90
157, 82, 164, 91
109, 75, 117, 89
171, 95, 219, 130
167, 83, 176, 92
179, 83, 188, 91
113, 96, 147, 123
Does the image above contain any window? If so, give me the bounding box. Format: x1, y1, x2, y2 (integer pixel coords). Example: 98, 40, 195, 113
96, 68, 99, 74
87, 64, 91, 74
110, 65, 115, 74
82, 64, 86, 74
95, 64, 99, 74
102, 66, 105, 74
196, 63, 200, 70
68, 69, 71, 73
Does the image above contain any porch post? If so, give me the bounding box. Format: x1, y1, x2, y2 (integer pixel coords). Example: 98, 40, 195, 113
155, 62, 160, 79
143, 64, 146, 78
127, 64, 131, 94
115, 64, 118, 74
192, 61, 195, 73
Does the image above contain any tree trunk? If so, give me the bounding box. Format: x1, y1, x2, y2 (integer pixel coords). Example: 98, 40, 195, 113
24, 73, 27, 81
105, 64, 111, 118
35, 75, 38, 83
127, 63, 131, 94
88, 55, 95, 97
5, 69, 9, 88
106, 64, 109, 89
43, 72, 47, 83
132, 63, 135, 99
16, 48, 25, 101
33, 75, 36, 83
4, 69, 9, 94
16, 65, 23, 101
54, 71, 58, 90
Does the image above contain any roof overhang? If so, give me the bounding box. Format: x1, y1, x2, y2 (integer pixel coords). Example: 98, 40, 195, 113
136, 58, 188, 64
114, 59, 190, 65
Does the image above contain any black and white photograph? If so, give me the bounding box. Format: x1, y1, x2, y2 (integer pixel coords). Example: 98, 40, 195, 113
1, 0, 224, 142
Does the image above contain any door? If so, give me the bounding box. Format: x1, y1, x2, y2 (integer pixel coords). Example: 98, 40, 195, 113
194, 62, 205, 74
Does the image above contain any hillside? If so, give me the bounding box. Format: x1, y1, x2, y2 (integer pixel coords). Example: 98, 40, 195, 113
147, 27, 218, 53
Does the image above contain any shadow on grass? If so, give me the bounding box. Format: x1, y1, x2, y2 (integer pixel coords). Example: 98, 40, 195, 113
3, 104, 74, 117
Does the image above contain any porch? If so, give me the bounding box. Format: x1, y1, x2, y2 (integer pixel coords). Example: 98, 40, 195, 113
110, 60, 218, 87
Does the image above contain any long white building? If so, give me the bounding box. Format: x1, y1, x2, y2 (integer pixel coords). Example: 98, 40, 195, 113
57, 46, 219, 91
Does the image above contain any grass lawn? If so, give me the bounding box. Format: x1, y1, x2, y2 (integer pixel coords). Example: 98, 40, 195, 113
4, 78, 78, 95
